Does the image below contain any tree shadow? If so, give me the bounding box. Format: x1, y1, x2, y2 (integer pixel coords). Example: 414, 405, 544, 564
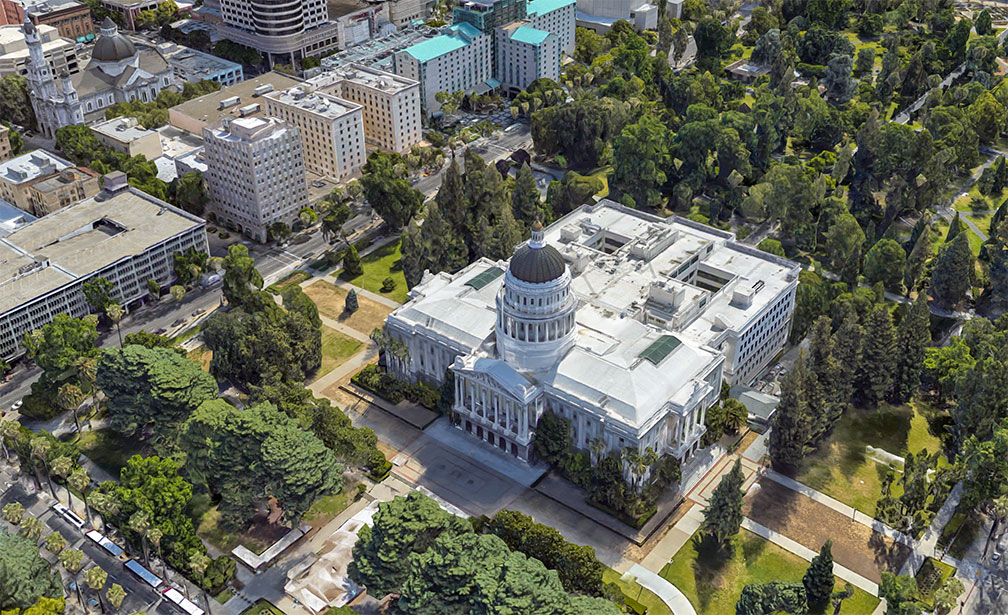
691, 533, 734, 613
868, 526, 911, 577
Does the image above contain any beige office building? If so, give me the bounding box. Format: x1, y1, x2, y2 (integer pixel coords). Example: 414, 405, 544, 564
26, 165, 99, 216
202, 117, 309, 242
0, 21, 75, 76
0, 149, 71, 212
264, 85, 365, 181
314, 64, 421, 154
0, 125, 11, 161
90, 116, 163, 160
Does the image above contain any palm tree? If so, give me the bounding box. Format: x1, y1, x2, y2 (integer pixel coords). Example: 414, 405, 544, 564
89, 492, 119, 530
106, 303, 125, 347
73, 356, 98, 427
84, 566, 108, 613
589, 437, 605, 465
189, 552, 211, 612
44, 532, 66, 554
0, 419, 20, 462
50, 455, 73, 506
21, 515, 44, 541
69, 467, 92, 525
58, 384, 85, 435
2, 501, 24, 524
59, 548, 85, 609
129, 510, 150, 567
147, 527, 164, 577
170, 285, 186, 302
29, 436, 53, 497
106, 584, 126, 613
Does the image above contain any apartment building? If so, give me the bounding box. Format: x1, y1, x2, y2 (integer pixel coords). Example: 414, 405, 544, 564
316, 63, 421, 153
0, 171, 207, 359
264, 85, 365, 181
25, 165, 99, 216
393, 22, 491, 112
158, 42, 243, 86
90, 116, 164, 160
495, 22, 557, 94
0, 21, 75, 76
0, 150, 71, 212
0, 125, 11, 161
0, 0, 92, 41
202, 117, 309, 242
526, 0, 574, 55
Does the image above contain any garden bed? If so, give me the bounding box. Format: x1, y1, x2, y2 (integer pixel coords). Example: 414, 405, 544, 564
265, 271, 312, 295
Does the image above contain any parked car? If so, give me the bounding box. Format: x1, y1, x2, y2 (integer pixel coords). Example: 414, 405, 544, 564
11, 400, 21, 411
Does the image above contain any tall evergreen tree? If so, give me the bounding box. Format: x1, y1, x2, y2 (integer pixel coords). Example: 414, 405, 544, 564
769, 353, 820, 468
892, 294, 931, 403
945, 211, 964, 242
802, 540, 834, 607
512, 163, 547, 231
832, 310, 863, 407
985, 218, 1008, 313
904, 225, 931, 294
930, 232, 973, 307
855, 305, 897, 406
701, 459, 745, 547
807, 316, 842, 439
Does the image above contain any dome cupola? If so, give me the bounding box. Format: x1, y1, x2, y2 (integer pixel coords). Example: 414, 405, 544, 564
93, 17, 136, 63
496, 221, 578, 372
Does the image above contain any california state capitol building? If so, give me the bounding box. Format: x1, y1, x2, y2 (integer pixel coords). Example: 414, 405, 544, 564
383, 200, 800, 469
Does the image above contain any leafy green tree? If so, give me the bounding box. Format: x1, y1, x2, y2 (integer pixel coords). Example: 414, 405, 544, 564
84, 566, 107, 612
975, 9, 993, 35
96, 345, 216, 436
168, 172, 207, 216
735, 581, 809, 615
969, 90, 1005, 143
854, 47, 875, 76
904, 225, 932, 293
694, 17, 733, 69
532, 410, 572, 465
531, 95, 628, 170
43, 532, 65, 555
752, 28, 781, 66
612, 114, 670, 207
220, 244, 263, 309
122, 330, 182, 355
512, 163, 548, 230
803, 540, 834, 607
824, 212, 865, 276
0, 529, 62, 610
701, 459, 745, 547
106, 584, 126, 612
180, 399, 343, 525
0, 74, 34, 128
933, 575, 965, 614
2, 502, 23, 524
23, 314, 98, 376
360, 151, 423, 229
823, 53, 855, 103
83, 277, 114, 312
546, 171, 604, 217
855, 305, 897, 406
485, 509, 604, 596
348, 491, 473, 596
863, 238, 906, 293
930, 232, 973, 307
879, 572, 921, 615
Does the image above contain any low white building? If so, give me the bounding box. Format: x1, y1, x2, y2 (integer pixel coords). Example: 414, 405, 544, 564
202, 117, 309, 241
264, 85, 365, 181
0, 171, 207, 359
158, 42, 243, 87
0, 21, 76, 76
313, 63, 422, 154
90, 116, 163, 160
576, 0, 658, 31
384, 201, 799, 465
495, 22, 558, 95
393, 22, 491, 112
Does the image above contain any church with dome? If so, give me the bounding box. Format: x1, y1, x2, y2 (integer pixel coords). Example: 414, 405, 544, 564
24, 17, 175, 138
383, 200, 801, 470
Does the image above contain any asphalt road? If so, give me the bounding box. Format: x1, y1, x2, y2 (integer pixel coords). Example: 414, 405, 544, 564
0, 467, 171, 615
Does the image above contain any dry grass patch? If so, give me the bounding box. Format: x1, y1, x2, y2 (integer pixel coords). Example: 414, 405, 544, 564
304, 280, 394, 335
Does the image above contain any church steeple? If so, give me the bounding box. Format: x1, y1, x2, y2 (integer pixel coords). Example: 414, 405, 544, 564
23, 16, 56, 99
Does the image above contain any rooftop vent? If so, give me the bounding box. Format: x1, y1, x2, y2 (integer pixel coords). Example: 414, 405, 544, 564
218, 96, 240, 110
239, 103, 260, 117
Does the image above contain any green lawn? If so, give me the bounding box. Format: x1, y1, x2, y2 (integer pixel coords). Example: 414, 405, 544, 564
242, 600, 285, 615
215, 588, 234, 604
75, 428, 148, 479
789, 400, 946, 515
660, 529, 879, 615
171, 325, 202, 344
337, 238, 408, 303
266, 270, 312, 295
602, 567, 672, 615
304, 483, 358, 527
318, 326, 364, 377
192, 494, 274, 555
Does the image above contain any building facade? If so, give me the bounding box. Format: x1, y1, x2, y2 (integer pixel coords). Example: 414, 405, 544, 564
264, 85, 365, 181
393, 22, 491, 112
98, 0, 158, 30
202, 116, 309, 241
384, 0, 435, 25
313, 63, 421, 153
0, 125, 12, 161
24, 17, 175, 137
384, 201, 799, 464
526, 0, 573, 55
0, 21, 77, 76
91, 116, 164, 159
0, 0, 93, 42
0, 171, 207, 359
495, 22, 557, 94
0, 149, 72, 211
25, 165, 99, 216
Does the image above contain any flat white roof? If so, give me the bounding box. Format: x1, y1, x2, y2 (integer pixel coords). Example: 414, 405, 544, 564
0, 150, 71, 185
266, 86, 360, 119
92, 117, 157, 143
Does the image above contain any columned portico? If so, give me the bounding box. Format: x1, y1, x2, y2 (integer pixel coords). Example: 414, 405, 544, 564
452, 361, 539, 461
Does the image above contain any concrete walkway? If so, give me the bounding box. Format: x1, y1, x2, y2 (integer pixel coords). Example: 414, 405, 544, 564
763, 469, 916, 549
742, 518, 879, 595
627, 564, 697, 615
308, 346, 377, 397
318, 313, 372, 343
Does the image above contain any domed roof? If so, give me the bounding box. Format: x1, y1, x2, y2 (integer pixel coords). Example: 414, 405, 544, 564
93, 17, 136, 62
509, 223, 566, 284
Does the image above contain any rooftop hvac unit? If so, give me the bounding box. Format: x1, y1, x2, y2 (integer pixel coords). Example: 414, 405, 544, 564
252, 84, 274, 96
218, 96, 240, 109
239, 103, 260, 116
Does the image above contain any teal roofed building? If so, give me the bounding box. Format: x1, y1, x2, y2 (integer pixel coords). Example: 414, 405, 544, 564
495, 21, 559, 94
393, 22, 492, 113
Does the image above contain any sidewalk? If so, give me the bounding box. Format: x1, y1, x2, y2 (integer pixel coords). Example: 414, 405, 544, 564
626, 564, 697, 615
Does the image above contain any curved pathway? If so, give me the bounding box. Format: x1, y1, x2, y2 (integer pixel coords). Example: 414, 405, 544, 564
627, 564, 697, 615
